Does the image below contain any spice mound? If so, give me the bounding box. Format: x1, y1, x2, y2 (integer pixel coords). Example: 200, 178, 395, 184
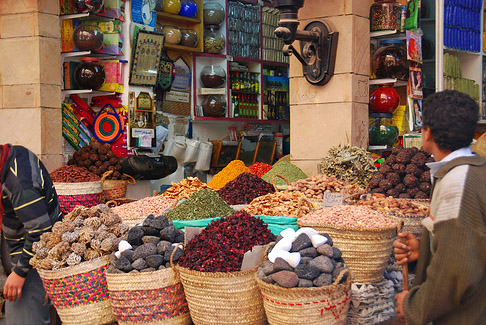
165, 189, 235, 221
353, 196, 428, 216
248, 162, 272, 178
208, 160, 249, 190
108, 214, 185, 273
244, 191, 311, 218
218, 173, 275, 205
161, 177, 210, 200
30, 204, 128, 270
50, 165, 100, 183
178, 211, 276, 272
262, 161, 308, 187
286, 174, 363, 201
299, 205, 399, 230
111, 196, 176, 220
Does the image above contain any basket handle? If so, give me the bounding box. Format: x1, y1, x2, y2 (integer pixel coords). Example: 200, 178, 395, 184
170, 242, 185, 271
296, 196, 315, 219
123, 173, 136, 185
333, 268, 352, 291
101, 170, 114, 184
106, 200, 117, 208
272, 174, 290, 192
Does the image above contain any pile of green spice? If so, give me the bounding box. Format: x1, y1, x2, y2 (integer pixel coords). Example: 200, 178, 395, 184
165, 189, 235, 220
262, 161, 308, 187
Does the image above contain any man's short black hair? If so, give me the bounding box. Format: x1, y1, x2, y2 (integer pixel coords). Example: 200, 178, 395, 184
422, 90, 478, 151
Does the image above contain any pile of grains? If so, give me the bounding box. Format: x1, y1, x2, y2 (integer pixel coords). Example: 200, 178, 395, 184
320, 145, 377, 188
262, 161, 308, 187
208, 160, 249, 190
30, 204, 128, 270
111, 196, 176, 220
217, 173, 275, 205
165, 189, 235, 221
178, 211, 276, 272
108, 214, 185, 273
161, 177, 210, 200
50, 165, 100, 183
353, 196, 429, 216
248, 162, 272, 178
244, 191, 312, 218
298, 205, 399, 230
286, 174, 363, 201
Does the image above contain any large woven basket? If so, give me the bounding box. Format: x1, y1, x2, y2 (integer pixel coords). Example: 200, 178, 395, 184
106, 267, 191, 325
297, 221, 397, 284
256, 269, 352, 325
175, 264, 267, 324
54, 181, 102, 215
101, 170, 136, 202
37, 256, 114, 325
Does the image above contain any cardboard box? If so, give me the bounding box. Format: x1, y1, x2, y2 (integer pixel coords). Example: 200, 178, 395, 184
99, 60, 125, 93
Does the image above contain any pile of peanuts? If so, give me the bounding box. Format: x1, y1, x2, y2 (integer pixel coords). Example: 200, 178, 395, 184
161, 177, 210, 200
286, 174, 363, 201
111, 196, 176, 220
243, 191, 312, 218
353, 196, 429, 216
299, 205, 399, 229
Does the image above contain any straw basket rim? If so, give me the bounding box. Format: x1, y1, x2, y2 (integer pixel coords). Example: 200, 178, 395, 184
297, 220, 399, 233
54, 181, 102, 195
106, 266, 179, 290
37, 255, 109, 279
175, 264, 260, 278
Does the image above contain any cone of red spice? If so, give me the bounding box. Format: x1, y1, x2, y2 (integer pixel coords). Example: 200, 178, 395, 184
217, 173, 275, 205
248, 162, 272, 177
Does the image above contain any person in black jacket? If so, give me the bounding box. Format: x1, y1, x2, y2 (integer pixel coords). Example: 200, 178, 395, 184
0, 144, 61, 324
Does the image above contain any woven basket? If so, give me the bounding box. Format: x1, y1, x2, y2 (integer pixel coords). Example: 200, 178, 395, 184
297, 221, 397, 284
101, 171, 136, 202
256, 269, 352, 325
272, 174, 289, 191
106, 267, 191, 325
54, 181, 102, 215
175, 264, 267, 324
37, 256, 114, 325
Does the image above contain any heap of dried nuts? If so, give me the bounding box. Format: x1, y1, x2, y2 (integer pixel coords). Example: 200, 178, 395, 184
244, 191, 312, 218
208, 160, 249, 190
161, 177, 210, 200
286, 174, 364, 201
50, 165, 100, 183
353, 196, 429, 216
178, 211, 276, 272
30, 204, 128, 270
111, 196, 176, 220
248, 162, 272, 178
217, 173, 275, 205
298, 205, 399, 230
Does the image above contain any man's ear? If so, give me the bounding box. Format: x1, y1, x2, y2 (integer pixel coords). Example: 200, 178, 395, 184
422, 126, 433, 142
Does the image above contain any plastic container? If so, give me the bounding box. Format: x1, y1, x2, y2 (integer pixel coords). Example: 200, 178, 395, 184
274, 133, 284, 156
194, 141, 213, 171
203, 1, 225, 27
372, 39, 408, 80
202, 94, 226, 117
179, 0, 198, 18
73, 23, 104, 51
369, 86, 400, 114
182, 139, 200, 164
180, 29, 198, 47
74, 57, 105, 90
204, 25, 225, 54
163, 25, 182, 44
163, 0, 182, 14
200, 64, 226, 88
370, 0, 401, 32
369, 113, 399, 146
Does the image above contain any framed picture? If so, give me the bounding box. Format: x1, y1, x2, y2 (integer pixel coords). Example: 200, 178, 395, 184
408, 98, 423, 131
129, 30, 165, 87
408, 63, 423, 99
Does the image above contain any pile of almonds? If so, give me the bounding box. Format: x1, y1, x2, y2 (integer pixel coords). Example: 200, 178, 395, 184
353, 196, 429, 216
286, 174, 363, 201
243, 192, 312, 218
111, 196, 176, 220
161, 177, 210, 200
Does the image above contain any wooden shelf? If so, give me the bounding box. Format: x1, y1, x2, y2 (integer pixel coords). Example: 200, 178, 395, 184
193, 117, 289, 124
164, 43, 202, 53
156, 11, 201, 24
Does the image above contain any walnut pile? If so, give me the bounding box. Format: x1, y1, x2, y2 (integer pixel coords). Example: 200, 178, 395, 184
29, 204, 129, 270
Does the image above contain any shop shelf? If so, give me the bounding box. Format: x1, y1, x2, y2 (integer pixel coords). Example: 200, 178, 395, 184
61, 51, 91, 58
62, 89, 115, 96
193, 116, 289, 124
164, 43, 202, 53
370, 30, 407, 40
197, 88, 226, 95
193, 53, 227, 59
261, 60, 290, 67
60, 12, 115, 21
369, 78, 408, 87
156, 11, 201, 24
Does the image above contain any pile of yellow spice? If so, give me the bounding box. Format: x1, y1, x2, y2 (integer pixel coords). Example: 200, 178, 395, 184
208, 160, 249, 189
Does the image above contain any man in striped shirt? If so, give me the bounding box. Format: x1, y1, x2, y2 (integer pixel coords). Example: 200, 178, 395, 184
0, 144, 61, 324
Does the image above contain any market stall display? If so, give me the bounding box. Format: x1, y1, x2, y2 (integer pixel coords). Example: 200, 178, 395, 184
298, 205, 399, 283
261, 161, 308, 188
243, 191, 313, 218
161, 176, 210, 200
217, 172, 275, 205
31, 204, 128, 324
208, 159, 249, 189
110, 195, 176, 226
248, 162, 273, 177
100, 170, 136, 202
367, 146, 432, 199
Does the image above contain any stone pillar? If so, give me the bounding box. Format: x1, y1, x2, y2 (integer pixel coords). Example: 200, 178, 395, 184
289, 0, 370, 176
0, 0, 62, 171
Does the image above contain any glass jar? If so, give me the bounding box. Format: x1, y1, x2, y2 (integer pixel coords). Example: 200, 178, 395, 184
179, 0, 198, 18
370, 0, 401, 32
204, 25, 225, 54
180, 29, 198, 47
369, 113, 399, 146
74, 57, 105, 90
372, 39, 408, 80
200, 64, 226, 88
202, 95, 226, 117
73, 0, 104, 13
369, 86, 400, 114
163, 0, 181, 14
203, 1, 225, 27
163, 25, 182, 44
73, 23, 104, 51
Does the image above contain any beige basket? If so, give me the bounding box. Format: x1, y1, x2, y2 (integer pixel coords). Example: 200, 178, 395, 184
175, 265, 266, 324
297, 221, 397, 284
101, 170, 136, 202
54, 181, 103, 215
37, 256, 114, 325
256, 269, 352, 325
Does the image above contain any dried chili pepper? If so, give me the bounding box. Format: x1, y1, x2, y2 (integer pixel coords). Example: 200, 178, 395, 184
248, 162, 272, 178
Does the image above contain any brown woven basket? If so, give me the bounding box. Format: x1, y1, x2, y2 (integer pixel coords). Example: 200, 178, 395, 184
101, 170, 136, 202
256, 269, 352, 325
37, 256, 114, 325
272, 174, 290, 192
297, 221, 397, 284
